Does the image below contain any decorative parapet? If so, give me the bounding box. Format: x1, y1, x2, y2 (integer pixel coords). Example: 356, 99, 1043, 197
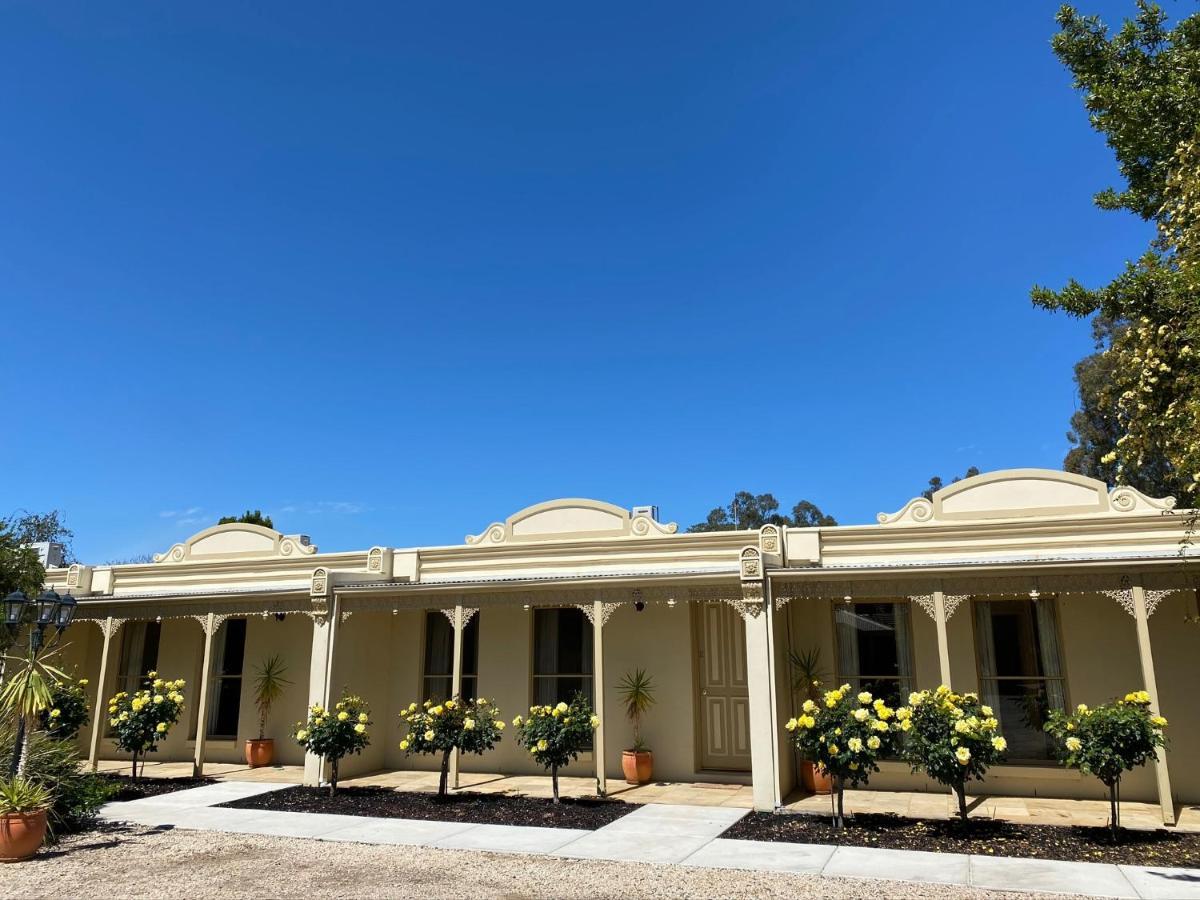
759, 525, 784, 566
466, 499, 678, 545
310, 567, 331, 623
366, 546, 394, 578
154, 523, 317, 563
66, 564, 93, 594
876, 468, 1177, 526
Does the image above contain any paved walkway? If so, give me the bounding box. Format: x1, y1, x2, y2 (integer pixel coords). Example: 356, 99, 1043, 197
94, 760, 1200, 830
96, 782, 1200, 898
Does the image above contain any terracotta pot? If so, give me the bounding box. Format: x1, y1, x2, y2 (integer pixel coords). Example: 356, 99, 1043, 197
0, 810, 47, 863
621, 749, 654, 784
801, 760, 833, 795
244, 738, 275, 768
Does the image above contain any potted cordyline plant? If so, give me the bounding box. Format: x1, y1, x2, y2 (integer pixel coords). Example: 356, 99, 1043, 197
245, 655, 291, 767
0, 776, 52, 862
788, 646, 832, 795
617, 669, 656, 784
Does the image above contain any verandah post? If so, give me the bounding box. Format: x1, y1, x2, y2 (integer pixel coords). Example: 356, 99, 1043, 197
449, 602, 465, 790
88, 617, 118, 771
192, 613, 216, 777
1130, 578, 1175, 826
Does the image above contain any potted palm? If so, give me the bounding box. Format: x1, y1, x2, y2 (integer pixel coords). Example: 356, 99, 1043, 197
617, 668, 656, 784
789, 646, 832, 795
245, 655, 291, 767
0, 777, 52, 862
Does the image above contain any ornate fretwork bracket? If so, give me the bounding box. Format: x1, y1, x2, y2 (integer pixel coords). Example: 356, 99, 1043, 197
190, 613, 231, 636
1100, 582, 1179, 618
340, 610, 354, 624
438, 607, 479, 628
576, 603, 623, 628
907, 594, 968, 621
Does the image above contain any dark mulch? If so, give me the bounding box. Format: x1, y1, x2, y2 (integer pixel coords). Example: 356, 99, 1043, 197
98, 774, 216, 802
220, 785, 633, 830
725, 810, 1200, 869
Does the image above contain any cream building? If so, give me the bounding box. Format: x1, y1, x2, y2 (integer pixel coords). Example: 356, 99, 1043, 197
44, 469, 1198, 822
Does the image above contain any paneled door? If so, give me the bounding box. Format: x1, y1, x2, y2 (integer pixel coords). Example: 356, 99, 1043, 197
694, 601, 751, 771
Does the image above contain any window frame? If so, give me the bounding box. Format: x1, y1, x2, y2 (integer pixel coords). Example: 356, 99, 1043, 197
970, 595, 1071, 765
205, 617, 248, 741
418, 610, 479, 704
528, 606, 594, 709
830, 598, 916, 705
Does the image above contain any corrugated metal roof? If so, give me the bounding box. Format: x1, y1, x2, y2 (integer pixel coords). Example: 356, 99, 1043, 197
803, 548, 1194, 572
77, 584, 309, 603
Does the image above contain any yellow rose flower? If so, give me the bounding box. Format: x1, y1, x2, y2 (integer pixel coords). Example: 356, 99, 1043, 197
847, 737, 863, 752
463, 718, 475, 731
537, 739, 548, 751
785, 717, 798, 732
589, 715, 600, 729
513, 715, 523, 727
991, 736, 1007, 752
852, 708, 869, 722
155, 722, 167, 734
1151, 715, 1167, 728
338, 711, 349, 721
828, 744, 838, 754
354, 723, 366, 734
154, 695, 164, 704
358, 713, 369, 723
79, 678, 89, 686
801, 699, 816, 714
424, 729, 435, 741
50, 709, 61, 719
1065, 736, 1082, 752
495, 720, 505, 730
399, 739, 410, 750
555, 702, 568, 714
867, 735, 881, 750
955, 746, 971, 765
856, 691, 872, 705
296, 729, 308, 741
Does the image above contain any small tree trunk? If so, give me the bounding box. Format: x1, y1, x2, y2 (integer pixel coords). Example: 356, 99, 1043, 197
1108, 778, 1121, 840
833, 775, 845, 830
955, 782, 968, 823
438, 748, 452, 798
329, 758, 338, 797
552, 764, 560, 803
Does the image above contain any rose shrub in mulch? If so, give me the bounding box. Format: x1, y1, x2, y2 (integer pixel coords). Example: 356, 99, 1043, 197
398, 696, 506, 798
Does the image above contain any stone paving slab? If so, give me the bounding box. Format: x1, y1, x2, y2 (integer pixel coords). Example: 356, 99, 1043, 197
1118, 864, 1200, 899
115, 781, 288, 809
213, 810, 362, 839
436, 823, 591, 855
318, 818, 478, 847
970, 856, 1138, 898
824, 845, 971, 886
682, 837, 836, 874
557, 828, 717, 865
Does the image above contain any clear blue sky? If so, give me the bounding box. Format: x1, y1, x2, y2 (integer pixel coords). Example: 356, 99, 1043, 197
0, 2, 1160, 563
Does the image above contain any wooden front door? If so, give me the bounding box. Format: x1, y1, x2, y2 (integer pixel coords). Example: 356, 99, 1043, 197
694, 601, 751, 771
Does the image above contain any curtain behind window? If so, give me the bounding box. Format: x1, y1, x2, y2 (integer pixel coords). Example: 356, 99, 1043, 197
974, 601, 1001, 711
1033, 600, 1066, 711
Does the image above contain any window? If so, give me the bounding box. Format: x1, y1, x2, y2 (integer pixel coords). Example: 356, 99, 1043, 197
833, 601, 914, 709
206, 618, 247, 739
115, 621, 161, 697
974, 598, 1066, 761
421, 611, 479, 702
532, 607, 592, 707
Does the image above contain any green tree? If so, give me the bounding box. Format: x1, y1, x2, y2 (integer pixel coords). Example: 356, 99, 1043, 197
218, 509, 274, 529
1033, 2, 1200, 498
687, 492, 836, 532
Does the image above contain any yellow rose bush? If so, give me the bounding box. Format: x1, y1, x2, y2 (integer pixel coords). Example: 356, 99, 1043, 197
106, 671, 186, 780
398, 696, 505, 798
293, 692, 371, 796
900, 686, 1006, 824
786, 684, 905, 828
513, 693, 599, 802
1044, 691, 1166, 836
40, 675, 90, 742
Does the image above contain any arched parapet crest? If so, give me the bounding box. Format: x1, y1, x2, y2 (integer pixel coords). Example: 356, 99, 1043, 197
877, 468, 1177, 526
154, 522, 317, 563
465, 498, 678, 545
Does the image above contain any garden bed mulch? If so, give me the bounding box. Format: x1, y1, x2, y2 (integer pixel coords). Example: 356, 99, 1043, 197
99, 774, 216, 802
724, 810, 1200, 869
219, 785, 633, 830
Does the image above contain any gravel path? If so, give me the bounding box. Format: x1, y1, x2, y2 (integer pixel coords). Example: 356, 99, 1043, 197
0, 824, 1074, 899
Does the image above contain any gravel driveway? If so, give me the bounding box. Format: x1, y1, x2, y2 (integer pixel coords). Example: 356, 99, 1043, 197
0, 824, 1070, 899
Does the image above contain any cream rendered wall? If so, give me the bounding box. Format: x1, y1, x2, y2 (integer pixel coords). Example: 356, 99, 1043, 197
1144, 591, 1199, 804
328, 611, 397, 779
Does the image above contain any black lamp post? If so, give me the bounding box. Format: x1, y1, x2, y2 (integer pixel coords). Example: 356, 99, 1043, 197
4, 587, 77, 778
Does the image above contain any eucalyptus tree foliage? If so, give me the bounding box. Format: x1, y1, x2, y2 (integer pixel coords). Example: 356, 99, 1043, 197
687, 492, 836, 532
1033, 2, 1200, 499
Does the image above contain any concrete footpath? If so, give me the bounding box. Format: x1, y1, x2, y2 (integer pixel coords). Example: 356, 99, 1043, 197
99, 782, 1200, 899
